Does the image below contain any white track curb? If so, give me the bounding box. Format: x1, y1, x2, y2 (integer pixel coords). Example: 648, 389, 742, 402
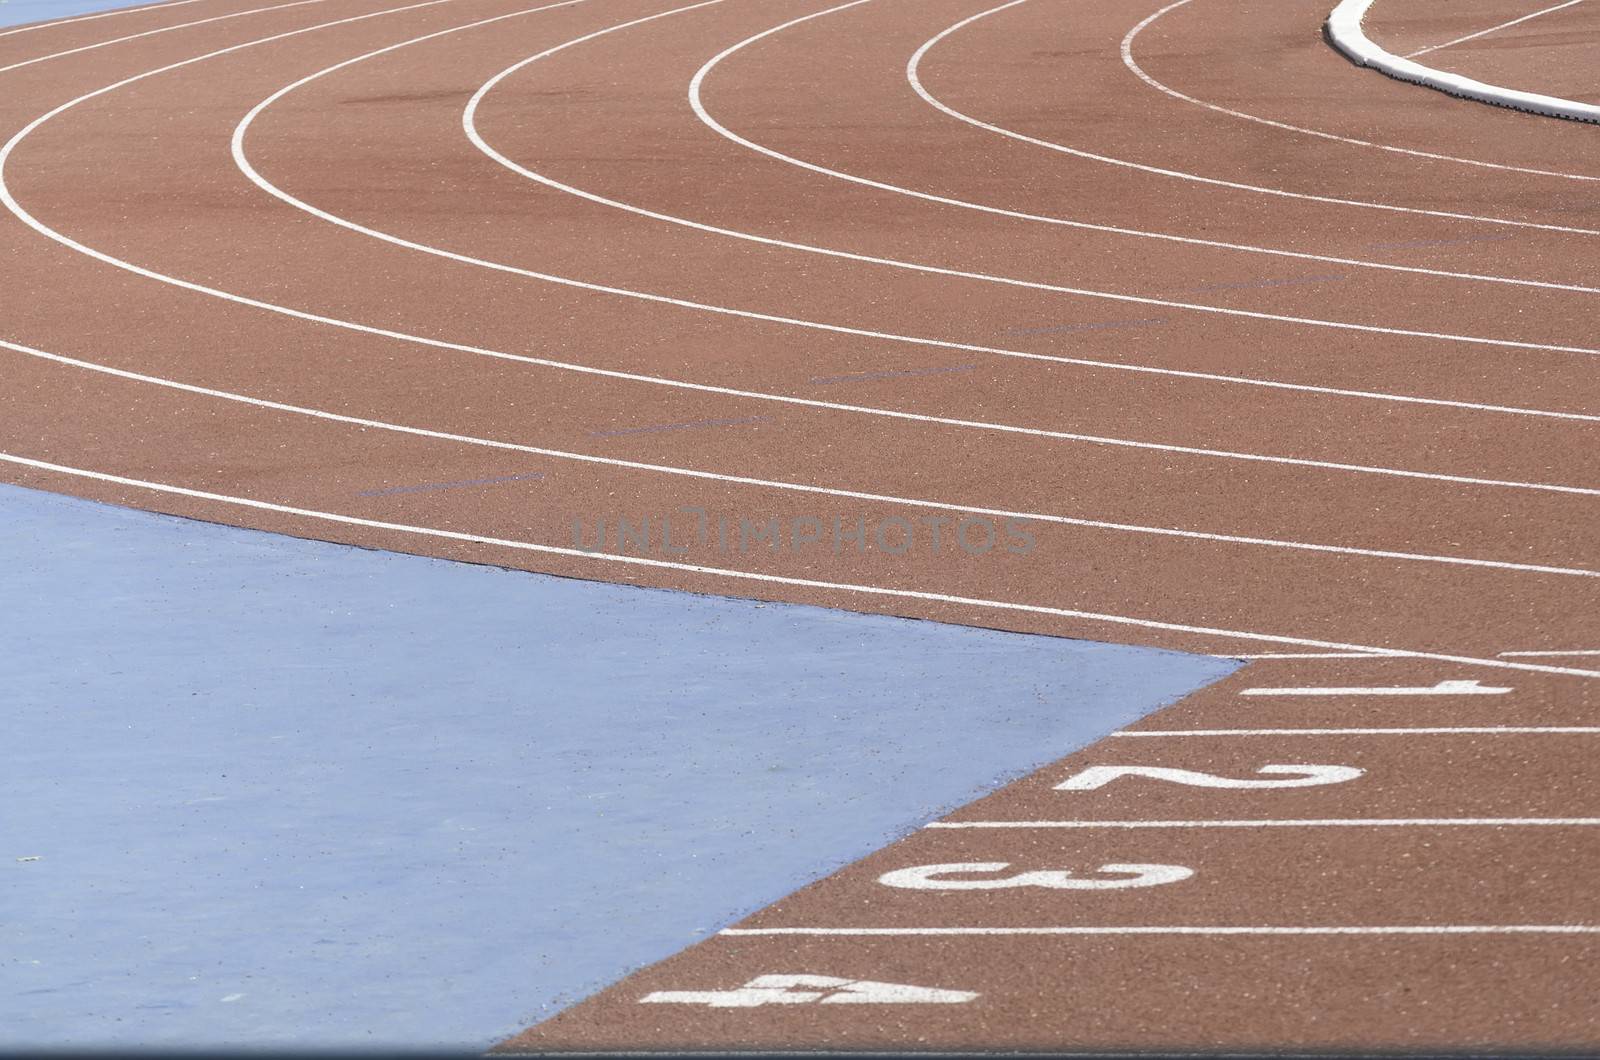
1327, 0, 1600, 125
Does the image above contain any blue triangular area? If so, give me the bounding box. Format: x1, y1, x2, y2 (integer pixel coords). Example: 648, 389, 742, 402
2, 482, 1238, 1047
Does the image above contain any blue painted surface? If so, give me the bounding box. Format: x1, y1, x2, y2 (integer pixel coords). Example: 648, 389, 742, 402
0, 0, 146, 29
5, 0, 1231, 1043
0, 485, 1237, 1049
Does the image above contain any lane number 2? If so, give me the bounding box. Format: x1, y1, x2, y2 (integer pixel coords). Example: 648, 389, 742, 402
1054, 763, 1364, 791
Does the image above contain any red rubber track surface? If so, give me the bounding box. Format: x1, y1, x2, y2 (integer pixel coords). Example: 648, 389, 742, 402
1362, 0, 1600, 106
0, 0, 1596, 1051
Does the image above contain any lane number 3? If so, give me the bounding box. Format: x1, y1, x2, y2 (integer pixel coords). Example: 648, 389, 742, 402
879, 861, 1193, 890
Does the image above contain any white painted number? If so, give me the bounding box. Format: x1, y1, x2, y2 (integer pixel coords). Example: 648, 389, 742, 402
878, 861, 1193, 890
1240, 679, 1511, 696
1055, 763, 1364, 791
640, 974, 977, 1007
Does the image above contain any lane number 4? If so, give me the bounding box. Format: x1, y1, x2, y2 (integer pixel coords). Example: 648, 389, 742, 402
641, 974, 978, 1007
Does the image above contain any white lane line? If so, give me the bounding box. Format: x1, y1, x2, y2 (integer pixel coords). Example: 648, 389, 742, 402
216, 78, 1600, 502
2, 12, 1580, 522
0, 0, 211, 40
31, 8, 1600, 508
1112, 727, 1600, 735
226, 0, 1600, 453
721, 925, 1600, 936
25, 42, 1600, 522
1500, 649, 1600, 657
5, 6, 1592, 651
461, 1, 1600, 320
1408, 0, 1585, 57
3, 0, 1587, 653
4, 450, 1600, 680
3, 0, 1587, 666
18, 338, 1590, 578
0, 0, 327, 74
688, 0, 1600, 312
224, 6, 1600, 495
1225, 651, 1398, 659
1232, 650, 1600, 660
926, 817, 1600, 828
76, 10, 1600, 498
62, 97, 1600, 509
0, 0, 327, 72
1328, 0, 1600, 125
687, 0, 1600, 296
1, 0, 1587, 700
912, 0, 1600, 234
14, 239, 1590, 591
1239, 679, 1511, 696
1120, 0, 1598, 182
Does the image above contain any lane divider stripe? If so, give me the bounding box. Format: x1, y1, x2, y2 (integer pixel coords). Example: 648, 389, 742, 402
5, 449, 1600, 679
0, 0, 211, 40
720, 925, 1600, 935
1121, 0, 1599, 182
11, 335, 1593, 578
926, 818, 1600, 828
1112, 727, 1600, 735
915, 0, 1600, 229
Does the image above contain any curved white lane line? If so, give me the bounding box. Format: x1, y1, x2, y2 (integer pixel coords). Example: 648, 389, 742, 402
911, 0, 1600, 234
0, 0, 328, 75
473, 8, 1600, 300
238, 20, 1600, 495
722, 925, 1600, 936
2, 4, 1592, 683
10, 334, 1594, 578
6, 0, 1585, 497
1122, 0, 1598, 182
234, 15, 1600, 438
1409, 0, 1582, 58
5, 449, 1599, 679
234, 4, 1600, 438
0, 0, 210, 40
0, 10, 1588, 586
7, 0, 1598, 468
232, 7, 1600, 432
1328, 0, 1600, 125
680, 0, 1600, 295
684, 1, 1600, 345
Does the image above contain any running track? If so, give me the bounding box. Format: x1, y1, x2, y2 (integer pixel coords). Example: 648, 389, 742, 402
1, 0, 1596, 1050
